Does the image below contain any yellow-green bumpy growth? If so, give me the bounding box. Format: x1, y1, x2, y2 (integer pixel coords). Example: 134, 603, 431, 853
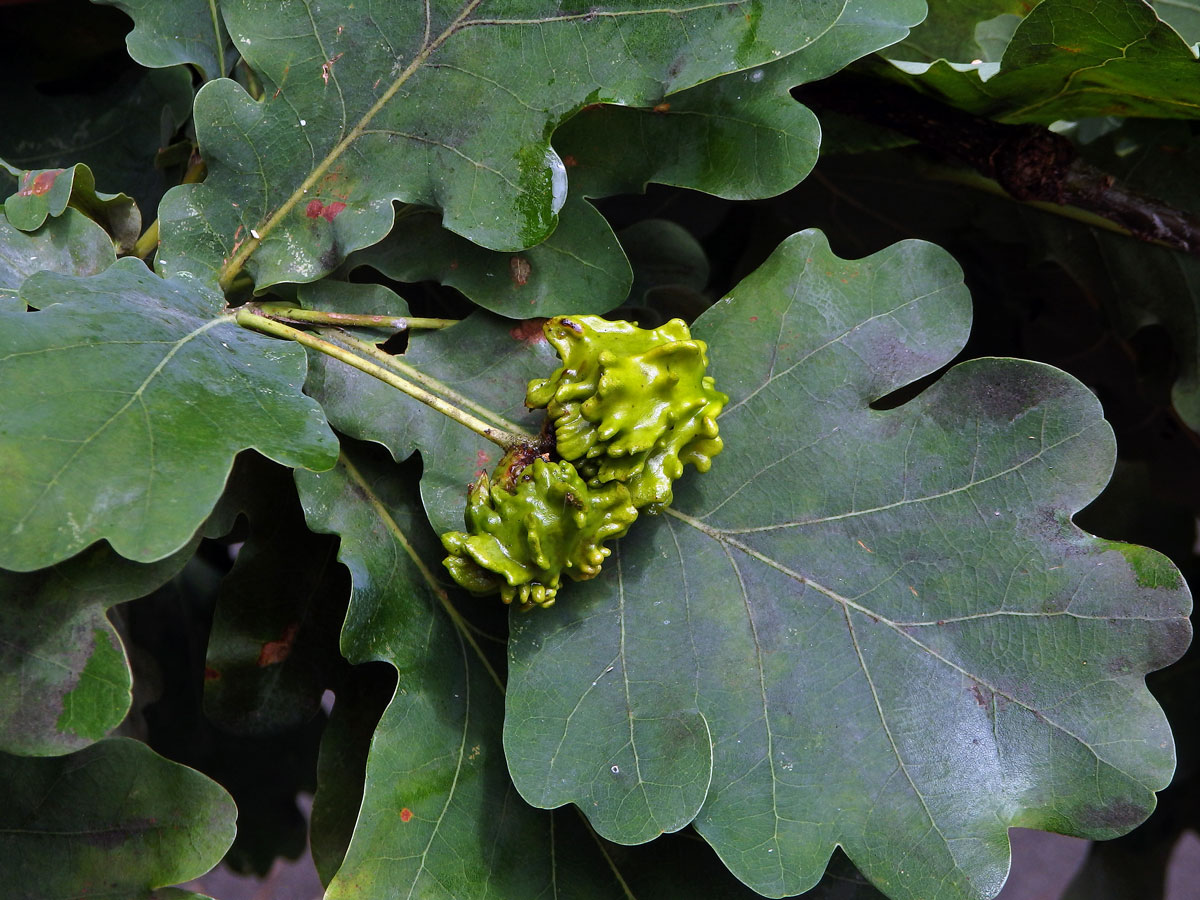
526, 315, 727, 510
441, 457, 638, 609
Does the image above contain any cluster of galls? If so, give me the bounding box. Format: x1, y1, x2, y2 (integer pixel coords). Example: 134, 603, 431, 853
440, 315, 727, 609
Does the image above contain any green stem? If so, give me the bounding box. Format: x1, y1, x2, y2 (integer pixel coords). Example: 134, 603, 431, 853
132, 156, 208, 261
320, 328, 533, 439
235, 309, 529, 449
251, 302, 457, 331
133, 219, 159, 260
207, 0, 226, 77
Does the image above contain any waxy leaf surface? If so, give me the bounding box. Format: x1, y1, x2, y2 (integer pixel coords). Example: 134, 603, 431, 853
0, 540, 196, 756
4, 163, 140, 253
347, 0, 922, 318
295, 443, 619, 899
303, 311, 556, 536
0, 738, 236, 899
158, 0, 850, 289
504, 230, 1192, 899
890, 0, 1200, 122
0, 258, 338, 571
883, 0, 1028, 62
345, 195, 631, 318
0, 207, 115, 302
96, 0, 233, 80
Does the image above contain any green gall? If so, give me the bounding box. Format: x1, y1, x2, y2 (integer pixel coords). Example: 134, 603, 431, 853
526, 315, 727, 510
441, 454, 638, 609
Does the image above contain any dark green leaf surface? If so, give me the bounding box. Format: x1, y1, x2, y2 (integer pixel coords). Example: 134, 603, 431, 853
345, 0, 921, 318
303, 311, 556, 536
96, 0, 232, 80
346, 195, 631, 318
4, 163, 140, 253
0, 67, 194, 218
890, 0, 1200, 122
203, 454, 346, 734
0, 737, 236, 900
884, 0, 1032, 62
0, 207, 116, 300
0, 540, 195, 756
504, 230, 1192, 899
559, 0, 923, 201
295, 443, 619, 898
0, 258, 338, 571
622, 833, 889, 900
158, 0, 850, 289
310, 663, 397, 886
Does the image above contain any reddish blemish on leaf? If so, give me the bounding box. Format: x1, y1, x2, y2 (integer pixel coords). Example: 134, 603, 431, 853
749, 316, 758, 322
969, 684, 989, 708
19, 169, 63, 196
653, 102, 671, 113
509, 318, 547, 344
321, 52, 344, 84
510, 256, 532, 286
204, 667, 221, 681
305, 199, 348, 221
449, 260, 459, 270
400, 808, 413, 823
563, 154, 578, 168
257, 623, 299, 666
472, 449, 493, 480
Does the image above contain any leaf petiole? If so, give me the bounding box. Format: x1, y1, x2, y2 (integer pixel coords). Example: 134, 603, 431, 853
319, 327, 531, 439
234, 308, 529, 450
249, 302, 457, 332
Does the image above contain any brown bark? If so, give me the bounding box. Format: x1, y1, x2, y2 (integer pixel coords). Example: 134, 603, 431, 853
796, 74, 1200, 255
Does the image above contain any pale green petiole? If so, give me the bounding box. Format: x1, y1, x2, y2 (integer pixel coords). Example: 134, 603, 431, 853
235, 308, 529, 450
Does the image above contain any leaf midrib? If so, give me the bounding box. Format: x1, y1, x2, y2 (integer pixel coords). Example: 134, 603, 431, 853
666, 505, 1158, 791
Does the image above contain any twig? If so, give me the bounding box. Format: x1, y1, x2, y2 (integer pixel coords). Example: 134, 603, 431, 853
235, 308, 530, 449
797, 73, 1200, 255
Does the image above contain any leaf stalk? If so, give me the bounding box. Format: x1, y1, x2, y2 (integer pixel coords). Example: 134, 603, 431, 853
318, 327, 532, 439
249, 302, 457, 332
234, 308, 528, 450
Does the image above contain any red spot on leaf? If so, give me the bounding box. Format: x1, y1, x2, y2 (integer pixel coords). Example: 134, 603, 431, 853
970, 684, 989, 708
562, 154, 578, 168
257, 624, 299, 667
749, 316, 758, 322
19, 169, 63, 196
509, 318, 547, 344
204, 667, 221, 681
305, 199, 347, 221
652, 102, 671, 113
400, 808, 413, 823
449, 260, 459, 270
510, 256, 532, 286
472, 448, 492, 480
